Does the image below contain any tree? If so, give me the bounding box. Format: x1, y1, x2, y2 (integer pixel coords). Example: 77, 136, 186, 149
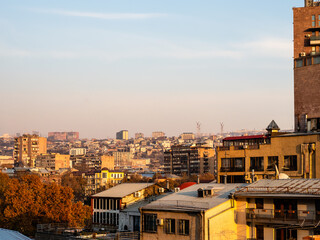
0, 172, 91, 236
61, 172, 87, 202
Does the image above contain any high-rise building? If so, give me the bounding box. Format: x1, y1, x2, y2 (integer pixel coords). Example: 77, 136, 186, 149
14, 134, 47, 167
294, 0, 320, 132
48, 132, 79, 141
164, 144, 215, 176
152, 131, 165, 139
116, 130, 129, 140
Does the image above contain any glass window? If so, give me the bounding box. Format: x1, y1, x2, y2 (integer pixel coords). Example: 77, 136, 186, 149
295, 59, 303, 68
143, 214, 157, 233
165, 219, 175, 234
314, 56, 320, 64
267, 156, 279, 170
283, 155, 298, 171
313, 15, 316, 27
178, 220, 189, 235
250, 157, 264, 171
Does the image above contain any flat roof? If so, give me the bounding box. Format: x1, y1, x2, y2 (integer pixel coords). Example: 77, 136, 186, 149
223, 135, 267, 141
0, 228, 31, 240
142, 183, 244, 212
235, 179, 320, 198
92, 183, 154, 198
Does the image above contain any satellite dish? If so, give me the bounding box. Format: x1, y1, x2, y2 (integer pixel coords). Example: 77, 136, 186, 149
278, 173, 290, 180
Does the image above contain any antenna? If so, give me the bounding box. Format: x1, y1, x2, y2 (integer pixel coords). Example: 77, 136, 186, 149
220, 122, 224, 136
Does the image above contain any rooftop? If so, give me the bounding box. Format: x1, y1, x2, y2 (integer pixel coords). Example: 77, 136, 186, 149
0, 228, 31, 240
92, 183, 154, 198
235, 179, 320, 198
142, 183, 244, 212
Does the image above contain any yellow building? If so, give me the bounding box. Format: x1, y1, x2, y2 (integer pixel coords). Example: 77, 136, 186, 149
217, 121, 320, 183
234, 179, 320, 240
101, 155, 115, 170
14, 134, 47, 167
140, 183, 242, 240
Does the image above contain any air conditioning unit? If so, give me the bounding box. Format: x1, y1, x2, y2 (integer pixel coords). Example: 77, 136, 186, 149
156, 219, 164, 226
158, 188, 165, 193
174, 187, 180, 192
134, 192, 141, 198
300, 52, 306, 57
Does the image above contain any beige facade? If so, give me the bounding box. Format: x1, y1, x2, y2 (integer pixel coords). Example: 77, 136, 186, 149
217, 132, 320, 183
35, 153, 70, 170
14, 134, 47, 167
101, 155, 115, 170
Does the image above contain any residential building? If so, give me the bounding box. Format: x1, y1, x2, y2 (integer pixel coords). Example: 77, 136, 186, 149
14, 134, 47, 167
164, 144, 215, 176
48, 132, 79, 141
0, 156, 14, 167
101, 155, 115, 170
116, 130, 129, 140
152, 132, 165, 139
217, 121, 320, 183
234, 179, 320, 240
114, 149, 131, 168
180, 132, 195, 141
35, 153, 70, 170
135, 133, 144, 139
140, 183, 242, 240
69, 148, 86, 156
91, 183, 156, 229
294, 1, 320, 132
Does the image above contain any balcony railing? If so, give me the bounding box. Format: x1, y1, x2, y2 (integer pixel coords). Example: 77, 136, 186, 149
220, 167, 245, 172
246, 208, 318, 223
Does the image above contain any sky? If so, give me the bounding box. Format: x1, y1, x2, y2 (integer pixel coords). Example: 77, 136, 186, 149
0, 0, 303, 138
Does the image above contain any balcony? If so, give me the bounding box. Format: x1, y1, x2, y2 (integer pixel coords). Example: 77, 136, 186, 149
310, 36, 320, 45
220, 167, 245, 172
246, 208, 318, 225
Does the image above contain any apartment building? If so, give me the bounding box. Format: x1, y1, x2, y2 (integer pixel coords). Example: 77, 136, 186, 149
164, 144, 215, 176
152, 131, 165, 139
14, 134, 47, 167
48, 132, 79, 141
180, 132, 195, 141
294, 0, 320, 132
35, 153, 70, 170
91, 183, 155, 229
235, 179, 320, 240
116, 130, 129, 140
69, 148, 86, 156
216, 121, 320, 183
140, 183, 242, 240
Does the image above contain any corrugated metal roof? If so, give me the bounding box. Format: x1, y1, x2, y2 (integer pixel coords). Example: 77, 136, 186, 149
0, 228, 31, 240
235, 179, 320, 197
142, 183, 245, 212
92, 183, 154, 198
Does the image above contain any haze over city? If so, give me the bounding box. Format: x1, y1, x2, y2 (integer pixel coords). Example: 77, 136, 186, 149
1, 0, 302, 138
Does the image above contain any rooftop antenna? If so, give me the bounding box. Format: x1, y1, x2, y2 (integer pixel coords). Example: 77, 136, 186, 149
220, 122, 224, 136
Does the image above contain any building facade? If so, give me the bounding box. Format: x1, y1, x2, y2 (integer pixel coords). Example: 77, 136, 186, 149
216, 121, 320, 183
152, 132, 165, 139
35, 153, 70, 170
294, 1, 320, 132
116, 130, 129, 140
14, 134, 47, 167
164, 144, 215, 176
48, 132, 79, 141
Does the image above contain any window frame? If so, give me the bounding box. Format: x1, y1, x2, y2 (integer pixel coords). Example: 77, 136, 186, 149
178, 219, 190, 236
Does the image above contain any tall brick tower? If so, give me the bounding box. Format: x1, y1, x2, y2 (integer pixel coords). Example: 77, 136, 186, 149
294, 0, 320, 132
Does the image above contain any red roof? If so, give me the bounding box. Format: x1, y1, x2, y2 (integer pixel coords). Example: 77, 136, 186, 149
179, 182, 196, 190
223, 135, 267, 141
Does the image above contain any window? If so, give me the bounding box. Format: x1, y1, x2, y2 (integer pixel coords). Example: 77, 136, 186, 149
312, 15, 316, 27
283, 155, 297, 171
102, 173, 107, 178
143, 214, 157, 233
178, 220, 189, 235
256, 225, 264, 240
314, 56, 320, 64
267, 156, 279, 170
165, 219, 175, 234
250, 157, 264, 171
318, 15, 320, 26
255, 198, 264, 209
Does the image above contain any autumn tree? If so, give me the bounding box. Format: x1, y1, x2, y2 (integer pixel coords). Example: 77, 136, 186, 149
61, 172, 87, 202
0, 173, 91, 236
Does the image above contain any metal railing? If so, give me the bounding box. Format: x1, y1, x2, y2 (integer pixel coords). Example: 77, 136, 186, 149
246, 208, 318, 222
220, 167, 245, 172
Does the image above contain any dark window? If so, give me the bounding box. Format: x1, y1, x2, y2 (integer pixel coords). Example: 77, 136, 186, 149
255, 198, 264, 209
256, 225, 264, 240
250, 157, 264, 171
283, 155, 297, 171
178, 220, 189, 235
94, 198, 96, 209
312, 15, 316, 27
314, 56, 320, 64
143, 214, 157, 233
221, 158, 245, 172
165, 219, 175, 234
267, 156, 279, 170
295, 59, 303, 68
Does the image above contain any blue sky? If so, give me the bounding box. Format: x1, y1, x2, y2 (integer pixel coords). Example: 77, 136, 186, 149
0, 0, 303, 138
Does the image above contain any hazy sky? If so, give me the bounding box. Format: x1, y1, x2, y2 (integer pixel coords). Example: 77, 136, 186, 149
0, 0, 303, 138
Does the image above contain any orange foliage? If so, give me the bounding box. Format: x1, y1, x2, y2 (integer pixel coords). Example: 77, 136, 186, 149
0, 172, 91, 236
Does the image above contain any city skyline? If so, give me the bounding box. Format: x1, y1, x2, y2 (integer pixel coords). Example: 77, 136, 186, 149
1, 0, 302, 138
